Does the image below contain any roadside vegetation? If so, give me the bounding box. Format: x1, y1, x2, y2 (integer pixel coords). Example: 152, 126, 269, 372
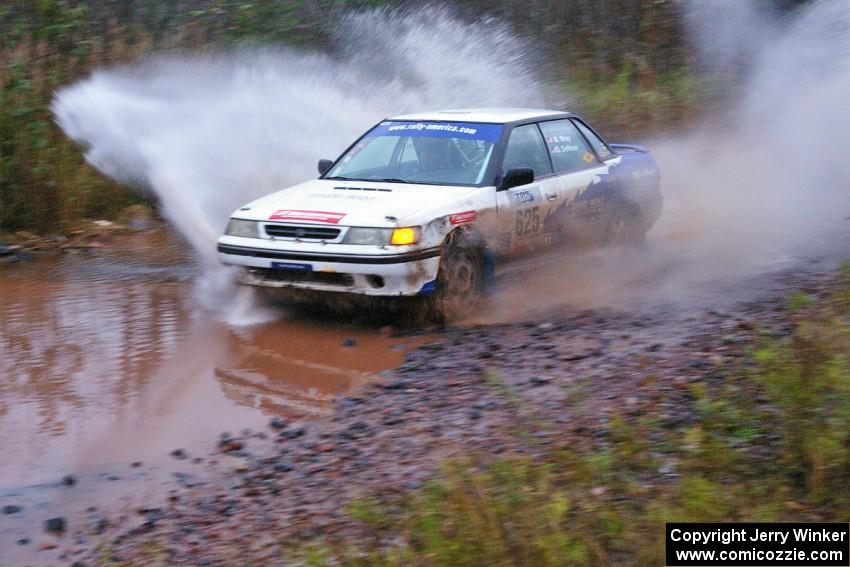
298, 268, 850, 566
1, 0, 714, 235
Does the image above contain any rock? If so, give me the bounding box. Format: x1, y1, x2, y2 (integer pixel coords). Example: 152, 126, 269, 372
62, 474, 77, 486
0, 243, 20, 256
269, 417, 287, 430
0, 250, 32, 263
94, 517, 109, 534
14, 230, 39, 241
45, 517, 66, 534
279, 426, 305, 439
218, 440, 244, 453
170, 448, 187, 459
341, 338, 357, 347
529, 375, 552, 386
2, 504, 22, 514
17, 538, 30, 545
173, 472, 199, 488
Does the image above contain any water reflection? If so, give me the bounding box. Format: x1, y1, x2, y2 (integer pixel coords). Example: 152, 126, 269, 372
215, 324, 401, 418
0, 242, 192, 485
0, 231, 412, 488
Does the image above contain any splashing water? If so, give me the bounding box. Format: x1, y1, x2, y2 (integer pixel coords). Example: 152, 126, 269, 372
54, 3, 850, 321
653, 0, 850, 272
52, 8, 551, 321
53, 8, 549, 263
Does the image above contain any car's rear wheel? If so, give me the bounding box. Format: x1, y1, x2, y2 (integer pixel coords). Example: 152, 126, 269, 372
606, 207, 645, 247
430, 233, 484, 323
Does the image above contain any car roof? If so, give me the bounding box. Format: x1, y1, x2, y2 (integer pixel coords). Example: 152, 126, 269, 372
387, 107, 570, 124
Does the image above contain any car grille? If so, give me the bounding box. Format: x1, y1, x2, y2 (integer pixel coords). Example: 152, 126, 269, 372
247, 267, 354, 287
264, 224, 341, 240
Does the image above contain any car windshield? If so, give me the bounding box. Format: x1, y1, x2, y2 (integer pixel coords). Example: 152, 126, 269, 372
325, 121, 503, 186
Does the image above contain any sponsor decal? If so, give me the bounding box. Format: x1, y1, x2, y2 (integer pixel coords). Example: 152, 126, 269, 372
309, 192, 377, 201
269, 210, 346, 224
582, 151, 595, 163
550, 144, 579, 154
449, 210, 477, 225
368, 121, 503, 142
631, 168, 657, 179
271, 262, 312, 271
570, 196, 605, 212
511, 190, 537, 205
545, 190, 558, 201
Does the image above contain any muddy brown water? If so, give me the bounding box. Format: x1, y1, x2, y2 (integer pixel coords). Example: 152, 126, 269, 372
0, 230, 417, 562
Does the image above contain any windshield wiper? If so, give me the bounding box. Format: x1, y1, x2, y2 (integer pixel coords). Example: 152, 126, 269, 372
325, 176, 416, 184
367, 178, 416, 184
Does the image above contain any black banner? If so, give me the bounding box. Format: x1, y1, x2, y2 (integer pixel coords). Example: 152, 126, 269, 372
666, 523, 849, 566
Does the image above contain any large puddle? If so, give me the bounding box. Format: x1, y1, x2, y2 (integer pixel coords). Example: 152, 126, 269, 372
0, 230, 416, 560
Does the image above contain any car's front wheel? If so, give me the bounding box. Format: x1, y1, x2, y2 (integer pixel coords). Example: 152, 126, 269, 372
430, 233, 484, 323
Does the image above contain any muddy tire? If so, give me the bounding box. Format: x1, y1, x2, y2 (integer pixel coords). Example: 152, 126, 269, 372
430, 233, 485, 323
606, 207, 645, 247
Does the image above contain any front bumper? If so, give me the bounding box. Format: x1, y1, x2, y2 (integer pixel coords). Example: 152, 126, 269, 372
217, 240, 441, 296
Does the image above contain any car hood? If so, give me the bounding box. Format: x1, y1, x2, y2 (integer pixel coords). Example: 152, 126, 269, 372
232, 179, 487, 227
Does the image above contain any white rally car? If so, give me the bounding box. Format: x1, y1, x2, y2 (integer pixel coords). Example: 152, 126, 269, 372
218, 108, 662, 319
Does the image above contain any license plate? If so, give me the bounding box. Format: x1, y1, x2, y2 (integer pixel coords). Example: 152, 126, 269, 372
271, 262, 312, 271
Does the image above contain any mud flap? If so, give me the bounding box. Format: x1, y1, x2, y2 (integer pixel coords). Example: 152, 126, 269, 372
482, 249, 496, 290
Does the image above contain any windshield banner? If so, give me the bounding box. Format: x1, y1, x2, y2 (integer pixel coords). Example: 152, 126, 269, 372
367, 121, 503, 142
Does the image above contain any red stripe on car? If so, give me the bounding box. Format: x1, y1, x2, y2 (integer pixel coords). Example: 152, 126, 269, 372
269, 210, 347, 224
449, 210, 477, 225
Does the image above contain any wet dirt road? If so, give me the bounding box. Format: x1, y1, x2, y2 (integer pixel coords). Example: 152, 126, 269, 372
0, 230, 416, 563
2, 220, 847, 565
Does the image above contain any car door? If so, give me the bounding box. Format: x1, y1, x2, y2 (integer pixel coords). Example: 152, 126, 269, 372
537, 119, 615, 244
496, 123, 560, 257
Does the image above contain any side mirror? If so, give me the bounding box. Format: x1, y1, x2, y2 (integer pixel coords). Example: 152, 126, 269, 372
499, 168, 534, 191
318, 159, 333, 175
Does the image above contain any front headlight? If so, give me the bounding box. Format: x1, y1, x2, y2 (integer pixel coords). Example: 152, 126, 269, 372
225, 218, 259, 238
342, 226, 421, 245
342, 227, 393, 245
390, 227, 420, 245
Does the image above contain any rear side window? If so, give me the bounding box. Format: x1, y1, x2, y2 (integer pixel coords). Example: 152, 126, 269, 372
572, 119, 614, 160
502, 124, 553, 179
538, 119, 596, 173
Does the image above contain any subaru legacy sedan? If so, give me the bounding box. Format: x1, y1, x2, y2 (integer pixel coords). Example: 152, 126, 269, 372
218, 108, 662, 319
